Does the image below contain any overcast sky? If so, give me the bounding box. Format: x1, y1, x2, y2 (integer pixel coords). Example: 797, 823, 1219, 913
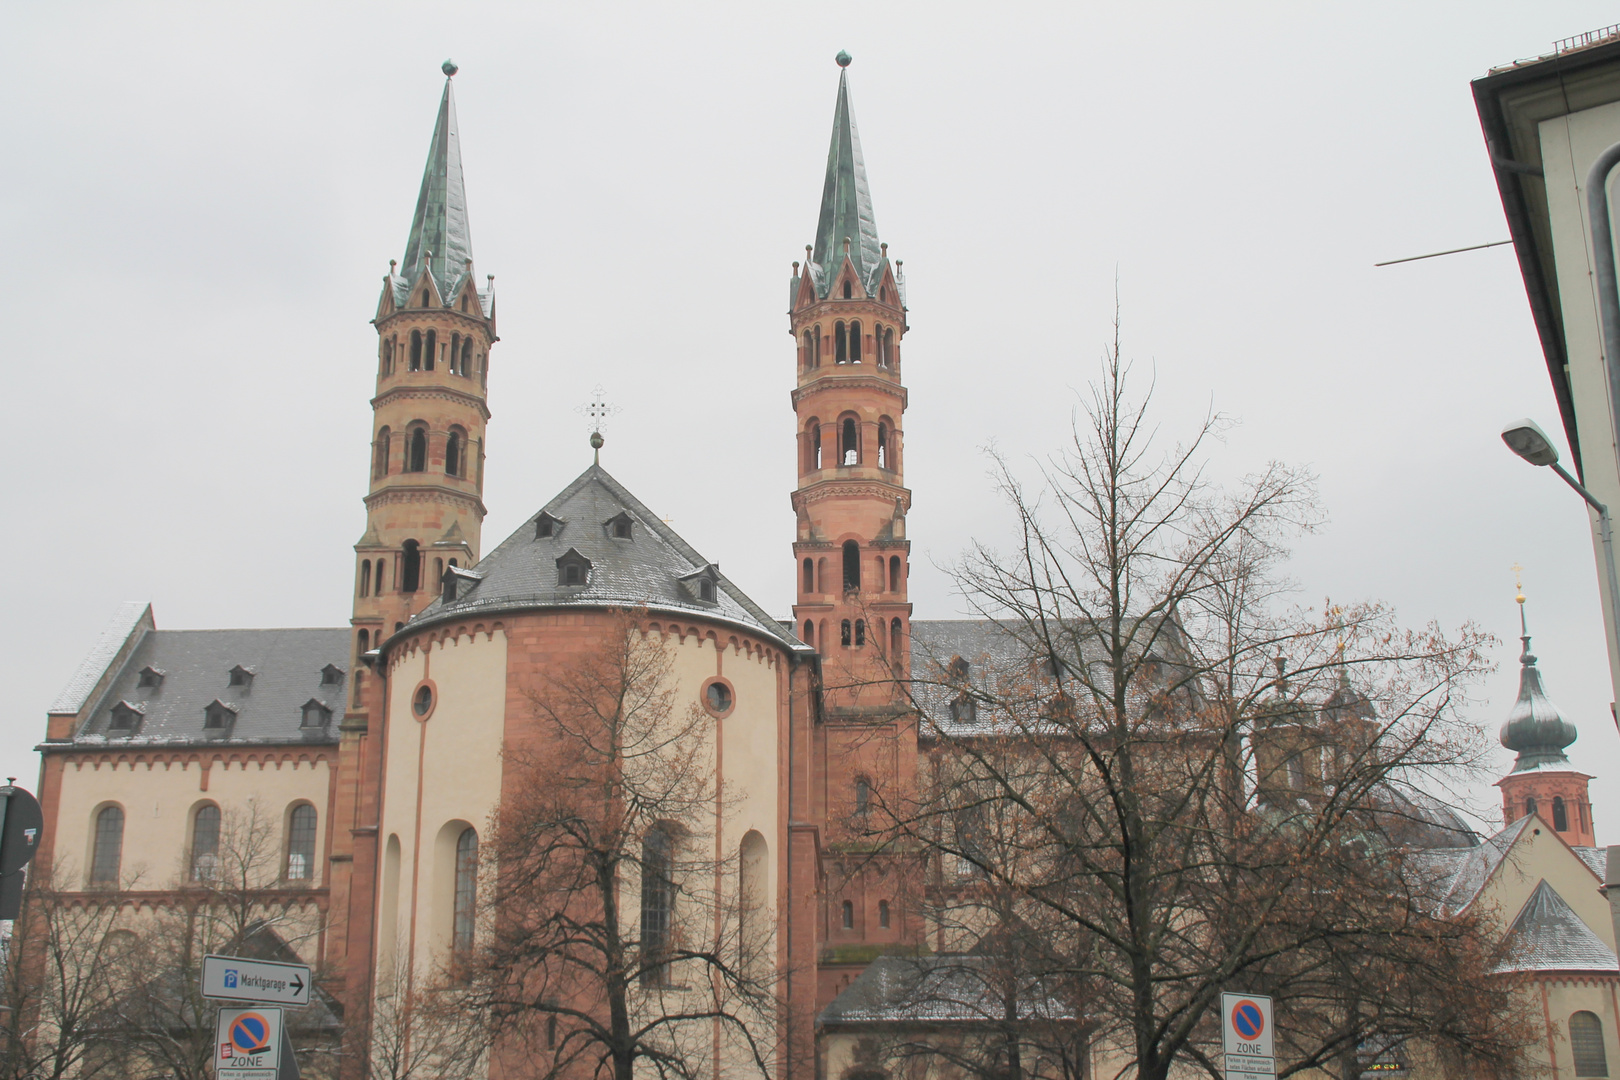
7, 1, 1619, 836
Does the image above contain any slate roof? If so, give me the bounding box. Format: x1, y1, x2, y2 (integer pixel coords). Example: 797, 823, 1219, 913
58, 628, 348, 747
1575, 846, 1609, 881
819, 954, 1074, 1026
1492, 878, 1618, 973
1410, 817, 1532, 916
403, 464, 810, 653
49, 601, 150, 714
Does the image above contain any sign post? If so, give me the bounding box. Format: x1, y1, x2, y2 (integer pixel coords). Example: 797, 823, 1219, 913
1221, 992, 1275, 1080
201, 955, 311, 1008
215, 1005, 282, 1080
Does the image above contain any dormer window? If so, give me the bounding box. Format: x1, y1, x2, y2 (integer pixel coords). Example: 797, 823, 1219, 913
228, 665, 254, 688
204, 700, 238, 730
679, 565, 722, 605
320, 664, 344, 686
137, 666, 165, 688
535, 512, 564, 539
605, 512, 634, 540
441, 564, 484, 603
301, 699, 332, 727
949, 693, 978, 726
557, 548, 592, 588
947, 656, 970, 683
108, 701, 143, 732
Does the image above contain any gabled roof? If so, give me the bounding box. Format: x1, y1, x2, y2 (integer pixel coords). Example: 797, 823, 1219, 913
403, 464, 810, 653
1410, 816, 1532, 916
49, 601, 151, 714
1493, 878, 1618, 973
820, 954, 1075, 1026
50, 627, 347, 748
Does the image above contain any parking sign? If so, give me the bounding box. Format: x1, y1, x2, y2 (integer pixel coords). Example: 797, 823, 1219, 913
1221, 992, 1275, 1080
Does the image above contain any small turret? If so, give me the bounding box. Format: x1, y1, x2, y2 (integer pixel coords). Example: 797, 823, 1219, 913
1495, 580, 1594, 846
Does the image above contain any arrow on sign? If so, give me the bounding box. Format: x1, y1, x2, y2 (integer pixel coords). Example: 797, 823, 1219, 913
290, 973, 303, 998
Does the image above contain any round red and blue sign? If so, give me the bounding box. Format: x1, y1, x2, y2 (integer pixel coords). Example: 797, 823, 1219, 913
1231, 999, 1266, 1042
229, 1012, 272, 1055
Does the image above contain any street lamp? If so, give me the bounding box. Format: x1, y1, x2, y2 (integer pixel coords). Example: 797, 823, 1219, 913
1502, 418, 1620, 731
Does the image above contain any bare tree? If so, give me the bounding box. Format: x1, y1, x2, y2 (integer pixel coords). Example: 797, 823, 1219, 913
875, 331, 1533, 1080
366, 935, 487, 1080
465, 610, 775, 1080
0, 863, 142, 1080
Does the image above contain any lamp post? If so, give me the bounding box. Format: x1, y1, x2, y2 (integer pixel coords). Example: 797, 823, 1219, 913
1502, 418, 1620, 732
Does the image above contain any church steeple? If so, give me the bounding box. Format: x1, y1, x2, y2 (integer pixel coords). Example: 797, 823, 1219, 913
399, 60, 475, 301
1495, 584, 1595, 846
809, 52, 883, 300
349, 62, 497, 710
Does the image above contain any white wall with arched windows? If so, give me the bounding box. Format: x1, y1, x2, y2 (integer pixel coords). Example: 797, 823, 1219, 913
51, 756, 331, 894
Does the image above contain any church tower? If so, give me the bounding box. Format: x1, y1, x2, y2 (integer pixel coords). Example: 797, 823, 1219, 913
789, 52, 912, 693
351, 61, 496, 682
1497, 592, 1596, 847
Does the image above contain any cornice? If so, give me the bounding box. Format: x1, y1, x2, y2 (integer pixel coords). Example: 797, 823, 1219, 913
790, 298, 906, 325
791, 480, 912, 512
370, 383, 492, 421
792, 373, 907, 410
374, 306, 492, 336
363, 487, 488, 518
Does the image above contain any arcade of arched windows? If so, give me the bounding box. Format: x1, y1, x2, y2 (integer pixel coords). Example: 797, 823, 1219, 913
797, 416, 902, 475
385, 322, 487, 384
796, 320, 897, 372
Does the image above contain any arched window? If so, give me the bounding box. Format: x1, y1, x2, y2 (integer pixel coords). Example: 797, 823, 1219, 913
479, 354, 488, 389
835, 321, 848, 363
445, 430, 462, 477
433, 557, 444, 589
843, 540, 861, 590
855, 778, 870, 814
461, 338, 472, 376
454, 828, 478, 957
812, 423, 823, 470
739, 831, 768, 977
423, 329, 437, 371
817, 557, 827, 593
410, 330, 422, 370
877, 423, 888, 468
803, 620, 814, 646
849, 321, 862, 363
191, 804, 220, 882
408, 428, 427, 473
874, 556, 885, 590
1527, 796, 1538, 819
358, 628, 370, 655
449, 333, 461, 374
382, 338, 392, 374
879, 899, 891, 928
1554, 796, 1569, 831
814, 325, 822, 367
401, 540, 421, 593
460, 294, 468, 313
421, 289, 430, 307
889, 556, 901, 592
286, 804, 317, 881
841, 620, 852, 647
802, 330, 814, 370
374, 558, 387, 595
841, 900, 854, 928
91, 806, 123, 886
803, 558, 814, 594
890, 617, 902, 657
375, 427, 390, 478
855, 619, 866, 647
885, 327, 895, 367
359, 560, 371, 598
1572, 1012, 1609, 1077
641, 827, 675, 986
878, 325, 891, 367
841, 418, 858, 465
842, 280, 852, 300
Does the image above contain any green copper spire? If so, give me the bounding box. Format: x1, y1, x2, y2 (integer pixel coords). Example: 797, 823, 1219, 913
1499, 606, 1578, 772
400, 63, 474, 300
810, 53, 882, 299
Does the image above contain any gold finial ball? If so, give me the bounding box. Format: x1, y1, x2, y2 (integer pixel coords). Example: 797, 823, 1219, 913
590, 431, 605, 451
836, 50, 852, 67
442, 59, 459, 77
1517, 591, 1526, 605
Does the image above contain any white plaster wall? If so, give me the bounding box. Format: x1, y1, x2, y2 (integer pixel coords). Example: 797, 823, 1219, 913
1476, 823, 1614, 950
52, 754, 331, 890
376, 627, 508, 984
1538, 100, 1620, 710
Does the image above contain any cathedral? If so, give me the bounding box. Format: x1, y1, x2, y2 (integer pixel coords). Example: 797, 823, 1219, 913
30, 55, 1620, 1080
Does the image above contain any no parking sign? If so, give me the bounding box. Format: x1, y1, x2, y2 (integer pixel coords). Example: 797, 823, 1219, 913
1221, 992, 1275, 1080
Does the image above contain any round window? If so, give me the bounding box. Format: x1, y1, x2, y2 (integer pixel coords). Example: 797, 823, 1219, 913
705, 682, 733, 713
413, 685, 433, 716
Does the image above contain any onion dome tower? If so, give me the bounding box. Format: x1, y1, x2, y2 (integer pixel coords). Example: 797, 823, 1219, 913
350, 60, 497, 701
1497, 585, 1594, 846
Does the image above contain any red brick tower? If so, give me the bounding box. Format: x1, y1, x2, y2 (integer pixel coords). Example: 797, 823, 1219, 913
786, 51, 920, 1022
329, 62, 497, 1060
